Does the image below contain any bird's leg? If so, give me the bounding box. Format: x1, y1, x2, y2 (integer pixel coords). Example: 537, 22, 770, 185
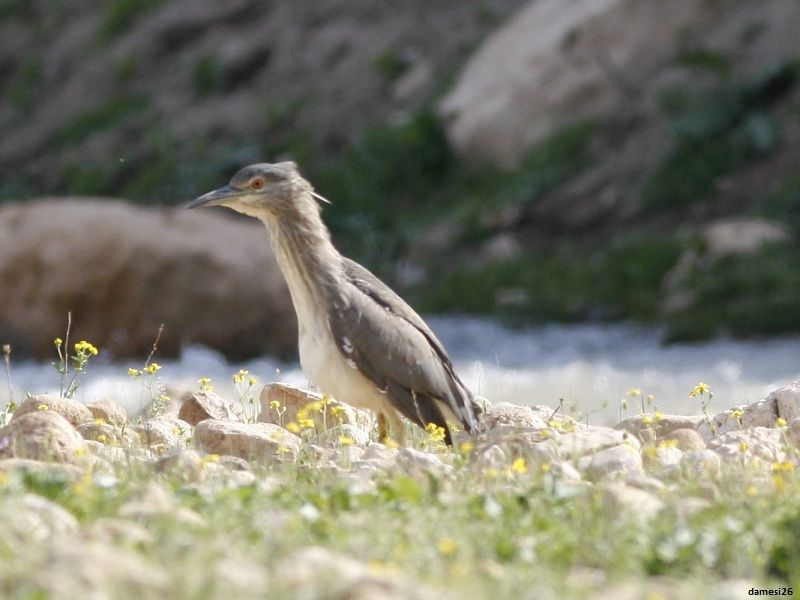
378, 412, 405, 447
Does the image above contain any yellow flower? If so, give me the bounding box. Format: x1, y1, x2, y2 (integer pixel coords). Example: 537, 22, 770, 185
285, 422, 301, 433
74, 340, 99, 355
37, 403, 48, 411
437, 538, 457, 556
772, 461, 795, 473
128, 368, 141, 377
776, 417, 788, 428
646, 394, 655, 405
425, 422, 446, 444
198, 377, 213, 392
626, 388, 642, 398
653, 411, 664, 422
201, 453, 220, 463
339, 436, 355, 446
384, 438, 399, 449
458, 441, 475, 455
738, 441, 749, 453
299, 418, 315, 429
144, 363, 161, 375
248, 376, 258, 386
640, 414, 654, 427
689, 382, 711, 398
510, 457, 527, 474
269, 400, 281, 411
96, 434, 107, 444
547, 419, 564, 432
232, 369, 248, 384
731, 408, 744, 420
658, 439, 679, 449
53, 338, 62, 346
540, 462, 551, 473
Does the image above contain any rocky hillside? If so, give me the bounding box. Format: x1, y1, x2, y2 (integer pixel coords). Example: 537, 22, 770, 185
2, 0, 800, 353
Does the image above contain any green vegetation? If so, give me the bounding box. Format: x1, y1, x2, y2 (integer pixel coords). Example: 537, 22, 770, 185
420, 234, 684, 323
372, 49, 410, 85
191, 55, 227, 97
756, 176, 800, 237
100, 0, 166, 42
48, 94, 150, 150
642, 60, 799, 211
665, 242, 800, 342
5, 59, 42, 113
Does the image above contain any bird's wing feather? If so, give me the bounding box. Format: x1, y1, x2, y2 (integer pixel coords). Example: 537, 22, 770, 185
329, 259, 480, 433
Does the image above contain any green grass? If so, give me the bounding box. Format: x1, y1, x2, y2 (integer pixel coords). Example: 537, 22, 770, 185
0, 425, 799, 598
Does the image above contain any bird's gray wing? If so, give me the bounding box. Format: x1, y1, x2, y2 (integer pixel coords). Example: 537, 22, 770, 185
330, 259, 480, 435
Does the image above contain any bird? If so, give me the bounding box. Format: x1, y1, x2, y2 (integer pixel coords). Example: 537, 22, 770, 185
188, 161, 483, 445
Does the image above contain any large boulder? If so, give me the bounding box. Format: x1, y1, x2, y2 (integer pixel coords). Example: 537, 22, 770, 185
0, 199, 295, 359
440, 0, 800, 166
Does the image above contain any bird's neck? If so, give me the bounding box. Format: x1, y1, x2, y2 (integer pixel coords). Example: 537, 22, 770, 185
258, 197, 343, 330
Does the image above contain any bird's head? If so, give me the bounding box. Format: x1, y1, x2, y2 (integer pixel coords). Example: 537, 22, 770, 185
188, 161, 329, 218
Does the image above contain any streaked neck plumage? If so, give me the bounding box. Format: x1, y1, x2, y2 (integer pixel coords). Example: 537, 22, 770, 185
254, 192, 344, 331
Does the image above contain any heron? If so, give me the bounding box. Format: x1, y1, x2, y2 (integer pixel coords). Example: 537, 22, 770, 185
188, 162, 482, 445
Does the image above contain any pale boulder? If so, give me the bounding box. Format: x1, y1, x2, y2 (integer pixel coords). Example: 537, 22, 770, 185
0, 411, 88, 465
0, 200, 294, 359
12, 395, 93, 427
86, 398, 128, 426
178, 391, 236, 425
194, 419, 301, 462
258, 382, 366, 432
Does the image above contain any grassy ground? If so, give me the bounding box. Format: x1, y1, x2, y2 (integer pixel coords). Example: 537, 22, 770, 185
0, 416, 798, 599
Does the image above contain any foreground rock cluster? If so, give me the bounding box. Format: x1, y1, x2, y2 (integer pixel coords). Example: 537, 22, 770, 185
1, 380, 799, 512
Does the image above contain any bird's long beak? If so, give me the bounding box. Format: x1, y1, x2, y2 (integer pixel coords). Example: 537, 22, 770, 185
187, 185, 240, 209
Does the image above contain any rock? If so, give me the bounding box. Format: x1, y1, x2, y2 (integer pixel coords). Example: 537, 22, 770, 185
316, 424, 371, 448
0, 200, 295, 359
533, 426, 640, 462
194, 419, 301, 462
12, 394, 93, 427
86, 398, 128, 426
663, 428, 706, 452
641, 444, 683, 472
485, 402, 548, 430
77, 421, 139, 447
576, 443, 643, 480
84, 518, 155, 547
616, 414, 704, 443
395, 447, 453, 476
440, 0, 800, 167
703, 219, 790, 258
0, 457, 84, 481
697, 381, 800, 440
178, 391, 236, 425
682, 449, 722, 477
117, 481, 204, 527
258, 382, 366, 432
155, 448, 205, 482
0, 493, 78, 542
134, 417, 191, 450
0, 410, 89, 465
598, 482, 663, 520
708, 427, 792, 463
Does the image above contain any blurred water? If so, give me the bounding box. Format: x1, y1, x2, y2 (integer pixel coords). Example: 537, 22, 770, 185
4, 317, 800, 426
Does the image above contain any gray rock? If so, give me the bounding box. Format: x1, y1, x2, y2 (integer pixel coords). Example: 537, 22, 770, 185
0, 493, 78, 543
77, 421, 139, 447
86, 398, 128, 426
0, 410, 89, 465
577, 443, 643, 480
708, 427, 792, 463
258, 382, 366, 432
12, 395, 93, 427
135, 417, 191, 450
664, 428, 705, 452
485, 402, 548, 430
616, 414, 704, 443
178, 391, 236, 425
194, 419, 301, 463
598, 482, 663, 520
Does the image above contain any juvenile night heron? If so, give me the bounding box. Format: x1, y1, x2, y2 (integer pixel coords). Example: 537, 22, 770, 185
189, 162, 482, 444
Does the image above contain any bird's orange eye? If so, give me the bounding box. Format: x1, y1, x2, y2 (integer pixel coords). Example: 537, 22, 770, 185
250, 178, 265, 190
